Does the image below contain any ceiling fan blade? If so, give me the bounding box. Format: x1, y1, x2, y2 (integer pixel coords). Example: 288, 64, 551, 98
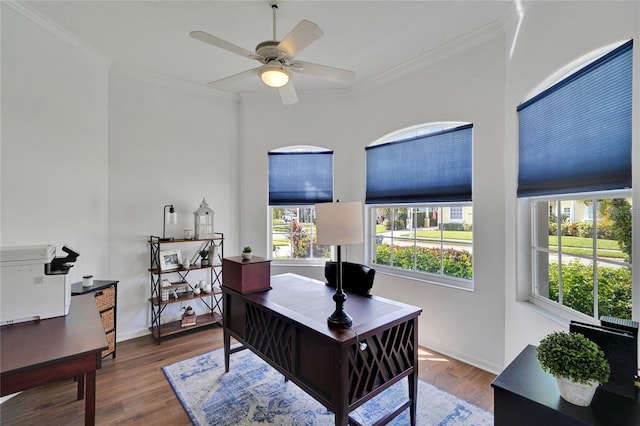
278, 20, 323, 58
279, 81, 298, 105
190, 30, 255, 59
207, 68, 258, 88
293, 61, 355, 84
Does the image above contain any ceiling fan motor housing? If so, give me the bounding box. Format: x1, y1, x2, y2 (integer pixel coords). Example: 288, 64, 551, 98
255, 40, 289, 64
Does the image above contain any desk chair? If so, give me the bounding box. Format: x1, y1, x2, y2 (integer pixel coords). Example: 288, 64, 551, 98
324, 261, 376, 297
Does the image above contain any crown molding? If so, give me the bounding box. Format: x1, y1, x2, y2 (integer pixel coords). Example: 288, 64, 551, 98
110, 62, 237, 101
352, 10, 513, 94
2, 1, 111, 68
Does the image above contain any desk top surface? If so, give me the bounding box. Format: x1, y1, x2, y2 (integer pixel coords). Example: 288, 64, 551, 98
492, 344, 639, 425
237, 273, 421, 342
0, 293, 108, 373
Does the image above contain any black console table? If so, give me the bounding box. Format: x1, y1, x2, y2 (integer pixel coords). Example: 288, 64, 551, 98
491, 344, 639, 426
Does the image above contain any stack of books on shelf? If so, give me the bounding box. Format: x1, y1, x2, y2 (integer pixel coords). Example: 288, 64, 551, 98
181, 306, 197, 327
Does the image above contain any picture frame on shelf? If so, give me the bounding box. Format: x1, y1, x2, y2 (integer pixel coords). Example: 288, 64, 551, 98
159, 249, 182, 271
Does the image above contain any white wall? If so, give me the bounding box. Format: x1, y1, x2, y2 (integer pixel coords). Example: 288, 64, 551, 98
1, 4, 240, 341
237, 90, 353, 266
107, 64, 239, 340
1, 3, 110, 281
503, 1, 640, 364
351, 27, 508, 373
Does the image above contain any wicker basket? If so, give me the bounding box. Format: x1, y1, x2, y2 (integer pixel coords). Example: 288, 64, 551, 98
95, 286, 115, 311
100, 308, 114, 332
103, 330, 115, 358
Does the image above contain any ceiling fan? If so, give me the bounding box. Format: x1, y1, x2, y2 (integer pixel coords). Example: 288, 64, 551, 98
189, 1, 355, 105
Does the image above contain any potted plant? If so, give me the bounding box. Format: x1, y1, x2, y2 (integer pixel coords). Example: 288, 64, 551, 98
241, 246, 252, 260
199, 249, 210, 266
536, 331, 610, 406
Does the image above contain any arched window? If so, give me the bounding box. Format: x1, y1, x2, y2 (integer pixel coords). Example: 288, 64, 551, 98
268, 146, 333, 262
519, 40, 633, 320
365, 122, 474, 289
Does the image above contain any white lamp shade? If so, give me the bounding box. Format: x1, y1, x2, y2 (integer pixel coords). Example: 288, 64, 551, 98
315, 201, 363, 245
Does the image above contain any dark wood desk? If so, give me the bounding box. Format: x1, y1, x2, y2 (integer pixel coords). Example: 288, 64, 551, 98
222, 273, 422, 426
0, 293, 108, 426
492, 344, 640, 426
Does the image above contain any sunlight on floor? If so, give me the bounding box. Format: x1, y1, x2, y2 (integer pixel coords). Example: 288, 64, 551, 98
418, 347, 450, 363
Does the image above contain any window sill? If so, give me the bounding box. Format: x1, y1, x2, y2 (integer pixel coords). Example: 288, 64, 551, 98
374, 266, 474, 292
270, 258, 327, 268
525, 294, 599, 328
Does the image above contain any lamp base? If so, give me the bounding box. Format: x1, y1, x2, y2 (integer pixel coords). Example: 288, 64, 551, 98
328, 309, 353, 329
327, 290, 352, 329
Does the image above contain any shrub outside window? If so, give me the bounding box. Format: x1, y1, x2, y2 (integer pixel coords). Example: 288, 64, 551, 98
270, 206, 330, 261
371, 205, 473, 288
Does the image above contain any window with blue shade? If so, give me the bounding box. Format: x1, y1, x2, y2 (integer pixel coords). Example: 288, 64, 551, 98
268, 148, 333, 262
519, 40, 634, 320
365, 123, 474, 289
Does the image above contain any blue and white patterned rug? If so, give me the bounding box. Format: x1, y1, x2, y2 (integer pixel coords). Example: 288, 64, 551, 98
162, 347, 494, 425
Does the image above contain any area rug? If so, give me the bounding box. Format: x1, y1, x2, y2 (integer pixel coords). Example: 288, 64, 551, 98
162, 347, 493, 425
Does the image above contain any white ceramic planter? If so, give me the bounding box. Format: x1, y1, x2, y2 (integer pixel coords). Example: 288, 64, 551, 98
241, 252, 252, 260
555, 376, 599, 406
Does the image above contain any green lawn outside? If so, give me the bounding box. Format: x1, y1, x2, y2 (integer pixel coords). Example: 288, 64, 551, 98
382, 230, 626, 259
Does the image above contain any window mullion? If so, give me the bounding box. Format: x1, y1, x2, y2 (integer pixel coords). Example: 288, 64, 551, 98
556, 201, 563, 305
592, 198, 599, 320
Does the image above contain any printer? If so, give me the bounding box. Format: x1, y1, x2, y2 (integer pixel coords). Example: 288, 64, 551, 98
1, 244, 79, 325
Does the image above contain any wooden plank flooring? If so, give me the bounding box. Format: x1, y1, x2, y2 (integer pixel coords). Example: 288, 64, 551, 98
0, 325, 495, 425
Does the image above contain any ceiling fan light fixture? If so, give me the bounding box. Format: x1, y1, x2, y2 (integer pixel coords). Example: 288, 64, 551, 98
259, 64, 290, 88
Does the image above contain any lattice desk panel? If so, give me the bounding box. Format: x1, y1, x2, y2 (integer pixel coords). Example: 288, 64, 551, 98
245, 304, 294, 373
347, 319, 416, 403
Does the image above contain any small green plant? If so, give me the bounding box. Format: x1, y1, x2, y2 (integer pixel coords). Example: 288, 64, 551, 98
242, 246, 252, 253
536, 331, 610, 385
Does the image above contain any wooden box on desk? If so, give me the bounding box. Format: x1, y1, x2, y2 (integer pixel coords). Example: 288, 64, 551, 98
222, 256, 271, 294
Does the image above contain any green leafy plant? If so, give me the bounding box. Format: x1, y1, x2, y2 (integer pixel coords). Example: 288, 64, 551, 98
536, 331, 610, 385
242, 246, 252, 253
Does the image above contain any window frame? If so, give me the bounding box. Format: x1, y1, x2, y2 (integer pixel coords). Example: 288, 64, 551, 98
366, 202, 474, 291
269, 205, 331, 265
527, 190, 632, 322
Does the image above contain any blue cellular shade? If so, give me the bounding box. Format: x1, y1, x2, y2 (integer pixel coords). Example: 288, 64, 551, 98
268, 151, 333, 205
517, 40, 633, 197
365, 124, 473, 204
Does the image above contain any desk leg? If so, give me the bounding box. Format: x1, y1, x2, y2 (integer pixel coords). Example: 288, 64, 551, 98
334, 407, 348, 426
408, 372, 417, 426
224, 329, 230, 373
76, 374, 85, 400
85, 370, 96, 426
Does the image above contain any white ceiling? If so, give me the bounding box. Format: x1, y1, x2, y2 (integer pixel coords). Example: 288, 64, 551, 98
24, 0, 512, 94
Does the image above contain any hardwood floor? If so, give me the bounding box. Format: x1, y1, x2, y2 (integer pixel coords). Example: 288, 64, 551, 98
0, 325, 495, 425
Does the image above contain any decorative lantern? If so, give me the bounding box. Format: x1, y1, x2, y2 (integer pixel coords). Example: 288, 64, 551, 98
194, 197, 215, 239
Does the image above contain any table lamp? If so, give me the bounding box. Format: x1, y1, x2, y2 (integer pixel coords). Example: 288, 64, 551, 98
161, 204, 177, 242
315, 201, 363, 329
